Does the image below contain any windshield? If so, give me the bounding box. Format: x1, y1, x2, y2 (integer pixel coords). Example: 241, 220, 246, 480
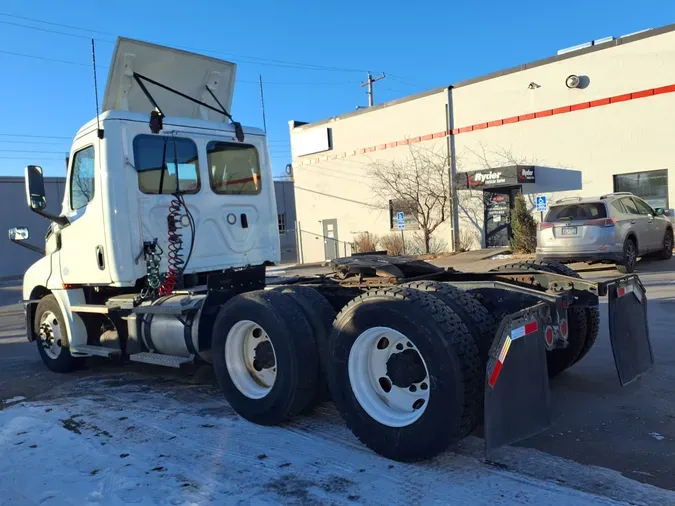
545, 203, 607, 222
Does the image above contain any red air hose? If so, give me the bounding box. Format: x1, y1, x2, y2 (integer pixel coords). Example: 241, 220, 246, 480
159, 196, 185, 296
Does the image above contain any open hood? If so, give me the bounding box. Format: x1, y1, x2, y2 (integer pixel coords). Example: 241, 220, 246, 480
102, 37, 236, 122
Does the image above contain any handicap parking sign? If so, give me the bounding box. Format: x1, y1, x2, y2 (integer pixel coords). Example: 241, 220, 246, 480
536, 195, 547, 212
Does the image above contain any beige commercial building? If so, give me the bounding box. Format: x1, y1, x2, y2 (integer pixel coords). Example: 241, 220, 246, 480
289, 25, 675, 263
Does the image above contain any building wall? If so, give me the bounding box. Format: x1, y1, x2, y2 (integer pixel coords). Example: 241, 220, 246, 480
1, 178, 297, 278
451, 29, 675, 244
274, 180, 298, 264
0, 177, 66, 280
290, 26, 675, 259
290, 90, 449, 263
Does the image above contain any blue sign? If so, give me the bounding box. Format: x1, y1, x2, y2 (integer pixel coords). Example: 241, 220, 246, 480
396, 212, 405, 222
397, 224, 405, 230
536, 195, 548, 212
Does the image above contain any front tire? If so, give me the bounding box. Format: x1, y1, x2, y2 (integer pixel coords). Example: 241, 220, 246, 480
34, 295, 84, 373
328, 287, 482, 462
211, 290, 319, 425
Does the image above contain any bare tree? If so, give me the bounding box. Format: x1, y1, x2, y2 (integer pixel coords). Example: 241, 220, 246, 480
369, 145, 451, 254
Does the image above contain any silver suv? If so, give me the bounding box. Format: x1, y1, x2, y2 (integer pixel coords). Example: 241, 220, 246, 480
536, 192, 673, 273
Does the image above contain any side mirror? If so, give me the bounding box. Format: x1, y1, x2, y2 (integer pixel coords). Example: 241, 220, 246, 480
8, 227, 29, 241
655, 208, 666, 216
8, 226, 44, 255
23, 165, 69, 226
25, 165, 47, 211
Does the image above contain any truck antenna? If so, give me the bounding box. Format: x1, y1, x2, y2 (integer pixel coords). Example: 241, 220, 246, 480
91, 39, 103, 139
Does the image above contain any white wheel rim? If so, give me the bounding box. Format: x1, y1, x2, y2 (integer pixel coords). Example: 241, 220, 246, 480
225, 320, 277, 399
348, 326, 430, 427
39, 310, 62, 359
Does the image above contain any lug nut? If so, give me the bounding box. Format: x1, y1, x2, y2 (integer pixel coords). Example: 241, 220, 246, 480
396, 343, 403, 351
409, 385, 417, 393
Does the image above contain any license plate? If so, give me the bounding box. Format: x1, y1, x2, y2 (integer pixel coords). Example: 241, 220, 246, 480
561, 226, 577, 235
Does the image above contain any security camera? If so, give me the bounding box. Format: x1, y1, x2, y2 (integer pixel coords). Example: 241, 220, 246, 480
566, 75, 581, 89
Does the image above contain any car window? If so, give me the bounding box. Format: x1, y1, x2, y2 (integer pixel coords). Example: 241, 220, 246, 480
545, 203, 606, 222
632, 197, 654, 216
133, 135, 200, 195
620, 197, 640, 215
70, 146, 96, 210
610, 200, 626, 214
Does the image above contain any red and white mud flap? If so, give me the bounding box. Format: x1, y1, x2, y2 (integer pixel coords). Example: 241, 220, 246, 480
607, 275, 653, 386
484, 302, 551, 459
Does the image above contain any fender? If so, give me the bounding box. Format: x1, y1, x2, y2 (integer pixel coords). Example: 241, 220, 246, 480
50, 289, 88, 350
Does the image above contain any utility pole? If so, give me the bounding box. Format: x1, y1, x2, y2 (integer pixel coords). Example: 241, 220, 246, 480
361, 72, 386, 107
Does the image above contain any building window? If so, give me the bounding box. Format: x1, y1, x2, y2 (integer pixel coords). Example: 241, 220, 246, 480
133, 135, 200, 195
613, 169, 669, 209
70, 145, 95, 210
207, 141, 262, 195
278, 214, 286, 234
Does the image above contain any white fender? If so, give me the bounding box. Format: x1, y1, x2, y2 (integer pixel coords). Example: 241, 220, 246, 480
50, 289, 88, 350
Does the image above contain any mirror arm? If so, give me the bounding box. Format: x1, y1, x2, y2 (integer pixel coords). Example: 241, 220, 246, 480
10, 237, 45, 255
31, 208, 69, 227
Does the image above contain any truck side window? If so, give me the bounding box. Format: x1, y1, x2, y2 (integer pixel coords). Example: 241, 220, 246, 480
207, 141, 261, 195
70, 145, 96, 210
133, 135, 200, 194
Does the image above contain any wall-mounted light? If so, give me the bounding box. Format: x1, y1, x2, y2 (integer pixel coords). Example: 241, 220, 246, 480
566, 75, 581, 89
528, 82, 540, 90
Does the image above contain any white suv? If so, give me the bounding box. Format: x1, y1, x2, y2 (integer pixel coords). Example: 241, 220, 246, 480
536, 192, 673, 273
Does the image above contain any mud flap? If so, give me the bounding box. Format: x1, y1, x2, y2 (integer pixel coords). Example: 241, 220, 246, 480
607, 276, 653, 386
484, 303, 551, 458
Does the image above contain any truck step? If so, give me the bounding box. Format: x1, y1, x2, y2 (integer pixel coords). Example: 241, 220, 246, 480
71, 304, 120, 314
129, 352, 194, 368
70, 345, 120, 357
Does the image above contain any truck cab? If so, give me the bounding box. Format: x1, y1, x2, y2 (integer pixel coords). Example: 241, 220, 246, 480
10, 37, 279, 358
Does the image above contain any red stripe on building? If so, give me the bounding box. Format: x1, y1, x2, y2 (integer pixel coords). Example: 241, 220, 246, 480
298, 83, 675, 165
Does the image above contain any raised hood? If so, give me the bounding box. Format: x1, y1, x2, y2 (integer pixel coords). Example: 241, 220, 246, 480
103, 37, 236, 122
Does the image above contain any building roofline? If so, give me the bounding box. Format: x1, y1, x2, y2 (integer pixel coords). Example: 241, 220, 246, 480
290, 86, 447, 131
291, 23, 675, 131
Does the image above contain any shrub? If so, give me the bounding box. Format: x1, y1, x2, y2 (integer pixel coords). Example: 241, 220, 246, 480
380, 233, 406, 256
510, 193, 538, 253
353, 232, 379, 253
457, 229, 478, 252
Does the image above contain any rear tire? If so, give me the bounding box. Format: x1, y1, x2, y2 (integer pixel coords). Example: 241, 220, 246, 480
328, 287, 482, 462
617, 238, 637, 273
274, 285, 336, 408
34, 295, 85, 373
401, 281, 496, 361
490, 261, 588, 378
211, 290, 319, 425
658, 228, 673, 260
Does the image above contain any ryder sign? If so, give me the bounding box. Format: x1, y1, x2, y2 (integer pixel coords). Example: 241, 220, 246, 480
464, 165, 536, 189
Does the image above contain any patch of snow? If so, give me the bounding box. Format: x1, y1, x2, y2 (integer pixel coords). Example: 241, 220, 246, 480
490, 254, 513, 260
649, 432, 665, 441
2, 396, 26, 405
0, 379, 672, 506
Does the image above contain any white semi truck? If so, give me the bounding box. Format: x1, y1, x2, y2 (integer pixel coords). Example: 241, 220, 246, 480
8, 37, 653, 462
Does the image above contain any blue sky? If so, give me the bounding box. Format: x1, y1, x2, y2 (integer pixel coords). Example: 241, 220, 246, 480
0, 0, 673, 178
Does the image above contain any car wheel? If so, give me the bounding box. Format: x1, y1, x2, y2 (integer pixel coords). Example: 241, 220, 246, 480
658, 229, 673, 260
617, 238, 637, 274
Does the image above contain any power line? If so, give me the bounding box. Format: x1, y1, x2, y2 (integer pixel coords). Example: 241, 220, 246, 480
0, 12, 116, 37
0, 133, 71, 139
0, 14, 371, 74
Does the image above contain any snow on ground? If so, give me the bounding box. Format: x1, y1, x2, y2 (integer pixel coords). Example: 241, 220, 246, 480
1, 376, 673, 506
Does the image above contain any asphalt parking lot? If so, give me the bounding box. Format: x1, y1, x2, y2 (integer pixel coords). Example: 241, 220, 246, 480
1, 255, 674, 497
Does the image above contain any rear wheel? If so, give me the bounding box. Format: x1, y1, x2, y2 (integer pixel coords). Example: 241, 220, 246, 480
617, 238, 637, 273
274, 285, 336, 408
658, 228, 673, 260
401, 280, 496, 361
35, 295, 84, 373
211, 290, 319, 425
328, 287, 482, 462
490, 261, 588, 378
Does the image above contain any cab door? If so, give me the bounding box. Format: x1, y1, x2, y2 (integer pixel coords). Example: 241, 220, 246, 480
57, 137, 112, 285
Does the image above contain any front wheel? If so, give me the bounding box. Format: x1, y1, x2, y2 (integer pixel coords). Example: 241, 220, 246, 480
34, 295, 84, 373
658, 229, 673, 260
616, 238, 637, 274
